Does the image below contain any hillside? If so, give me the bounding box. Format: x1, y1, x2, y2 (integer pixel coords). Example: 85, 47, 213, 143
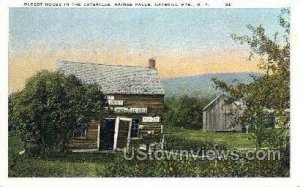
161, 72, 262, 99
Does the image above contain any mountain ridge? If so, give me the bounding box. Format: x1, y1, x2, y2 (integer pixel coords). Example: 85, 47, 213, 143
161, 72, 262, 99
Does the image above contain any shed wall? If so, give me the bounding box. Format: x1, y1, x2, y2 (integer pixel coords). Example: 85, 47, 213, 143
203, 95, 241, 131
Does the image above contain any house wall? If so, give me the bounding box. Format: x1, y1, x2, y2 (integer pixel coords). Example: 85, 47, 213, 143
109, 94, 164, 138
68, 120, 99, 149
69, 94, 164, 150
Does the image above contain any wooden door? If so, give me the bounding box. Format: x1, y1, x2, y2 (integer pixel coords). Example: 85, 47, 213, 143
116, 118, 132, 149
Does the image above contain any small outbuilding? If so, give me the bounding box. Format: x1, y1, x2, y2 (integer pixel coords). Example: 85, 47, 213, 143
57, 59, 165, 151
202, 93, 242, 132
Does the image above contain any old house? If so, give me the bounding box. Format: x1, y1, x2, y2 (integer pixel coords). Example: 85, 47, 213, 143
57, 59, 165, 151
202, 93, 242, 132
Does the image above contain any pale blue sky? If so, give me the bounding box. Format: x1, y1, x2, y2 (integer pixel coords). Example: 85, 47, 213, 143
9, 8, 283, 55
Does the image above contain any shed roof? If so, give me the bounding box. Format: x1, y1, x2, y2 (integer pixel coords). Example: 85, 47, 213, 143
57, 61, 165, 95
202, 93, 228, 111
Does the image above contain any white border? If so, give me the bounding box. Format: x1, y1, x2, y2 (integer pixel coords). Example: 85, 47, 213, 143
0, 0, 9, 186
1, 0, 300, 186
290, 0, 300, 182
4, 0, 293, 8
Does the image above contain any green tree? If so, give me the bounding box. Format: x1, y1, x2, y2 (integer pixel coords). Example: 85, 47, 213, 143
163, 96, 209, 129
9, 70, 106, 154
213, 9, 290, 149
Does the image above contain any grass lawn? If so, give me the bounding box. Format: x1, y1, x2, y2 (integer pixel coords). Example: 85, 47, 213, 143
9, 133, 112, 177
166, 127, 255, 150
9, 129, 287, 177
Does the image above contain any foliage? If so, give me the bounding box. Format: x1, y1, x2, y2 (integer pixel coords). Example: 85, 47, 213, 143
163, 95, 210, 129
9, 133, 289, 177
8, 70, 106, 154
212, 9, 290, 149
10, 152, 288, 177
96, 152, 289, 177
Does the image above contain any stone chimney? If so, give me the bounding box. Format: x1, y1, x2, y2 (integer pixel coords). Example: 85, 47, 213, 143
148, 58, 156, 69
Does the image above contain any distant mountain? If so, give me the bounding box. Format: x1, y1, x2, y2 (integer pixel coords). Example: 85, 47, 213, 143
161, 72, 262, 99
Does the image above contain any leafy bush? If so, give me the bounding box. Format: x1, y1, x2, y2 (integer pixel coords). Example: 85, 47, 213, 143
103, 151, 289, 177
9, 70, 106, 154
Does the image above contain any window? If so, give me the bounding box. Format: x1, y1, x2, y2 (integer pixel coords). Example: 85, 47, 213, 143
130, 119, 140, 138
74, 123, 87, 139
107, 95, 114, 100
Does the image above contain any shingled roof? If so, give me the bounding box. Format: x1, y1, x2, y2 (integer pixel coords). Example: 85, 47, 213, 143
57, 61, 165, 95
